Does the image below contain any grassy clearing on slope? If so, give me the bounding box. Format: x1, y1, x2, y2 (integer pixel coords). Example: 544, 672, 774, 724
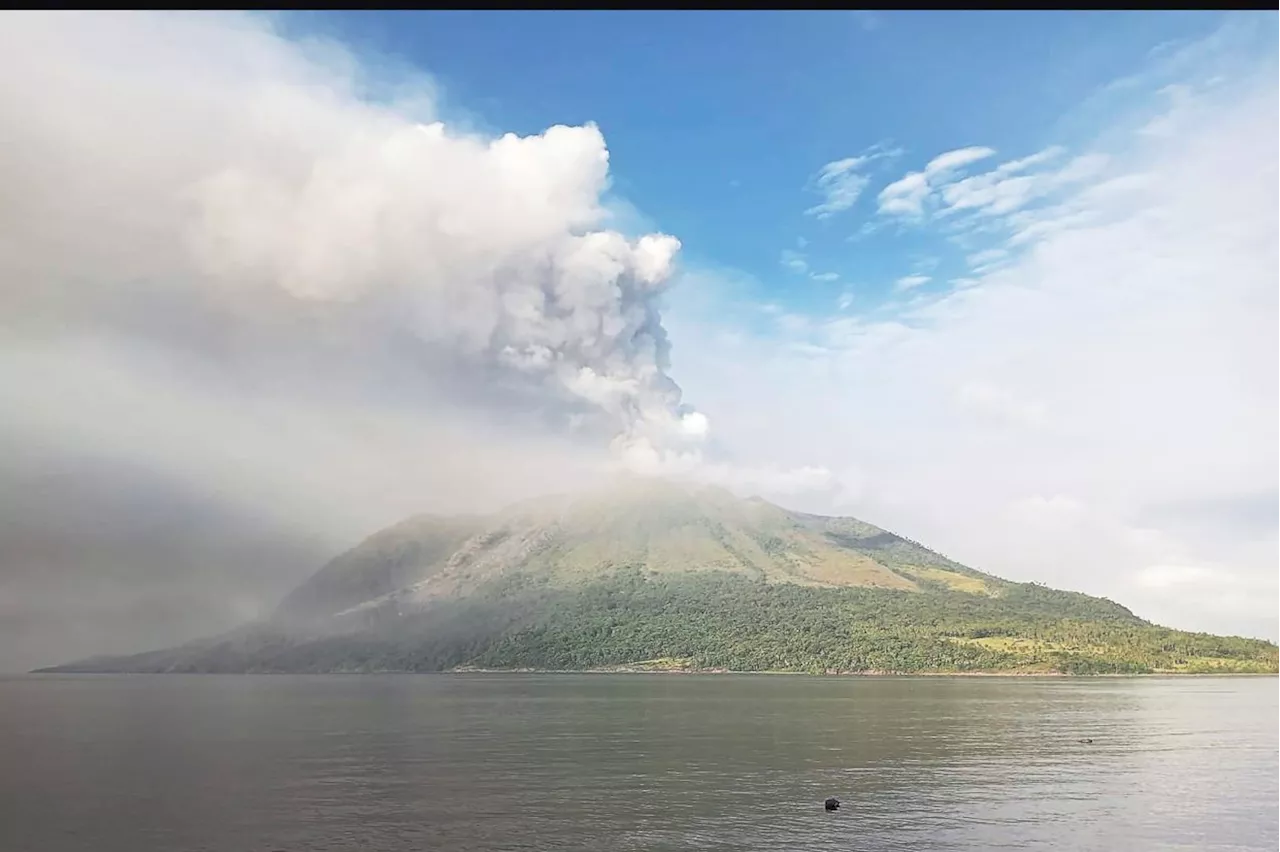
954, 636, 1104, 654
1154, 656, 1278, 674
897, 566, 991, 595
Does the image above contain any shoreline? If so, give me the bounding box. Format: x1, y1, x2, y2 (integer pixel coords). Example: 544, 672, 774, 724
451, 667, 1062, 676
25, 667, 1277, 677
445, 667, 1276, 678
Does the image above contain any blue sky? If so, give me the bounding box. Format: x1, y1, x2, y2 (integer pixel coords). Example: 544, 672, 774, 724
285, 10, 1263, 320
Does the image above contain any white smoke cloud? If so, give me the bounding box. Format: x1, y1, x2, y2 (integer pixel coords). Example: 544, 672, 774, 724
0, 11, 709, 473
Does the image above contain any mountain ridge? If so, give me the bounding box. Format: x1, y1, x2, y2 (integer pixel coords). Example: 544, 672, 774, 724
36, 479, 1278, 675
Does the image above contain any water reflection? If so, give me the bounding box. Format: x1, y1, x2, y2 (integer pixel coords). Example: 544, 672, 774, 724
0, 674, 1274, 852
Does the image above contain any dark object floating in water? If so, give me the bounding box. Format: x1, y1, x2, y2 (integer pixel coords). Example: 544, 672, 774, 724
825, 797, 841, 811
1079, 738, 1094, 744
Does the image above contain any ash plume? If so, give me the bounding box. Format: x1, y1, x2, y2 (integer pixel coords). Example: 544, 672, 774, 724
0, 11, 708, 468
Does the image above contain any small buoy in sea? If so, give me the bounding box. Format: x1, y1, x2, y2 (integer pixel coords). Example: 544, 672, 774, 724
824, 797, 841, 811
1078, 738, 1093, 744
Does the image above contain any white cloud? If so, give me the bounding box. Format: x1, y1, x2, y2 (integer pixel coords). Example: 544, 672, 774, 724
938, 174, 1037, 216
966, 248, 1008, 266
776, 313, 811, 334
670, 66, 1279, 640
924, 146, 996, 177
780, 249, 838, 285
806, 145, 899, 219
877, 171, 931, 218
894, 274, 931, 292
875, 146, 996, 219
998, 146, 1067, 174
806, 158, 871, 219
956, 381, 1049, 429
848, 221, 879, 242
877, 141, 1112, 234
965, 248, 1010, 272
936, 153, 1109, 219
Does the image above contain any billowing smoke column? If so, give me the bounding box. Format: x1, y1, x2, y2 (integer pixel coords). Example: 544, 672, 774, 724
1, 12, 710, 470
191, 116, 711, 466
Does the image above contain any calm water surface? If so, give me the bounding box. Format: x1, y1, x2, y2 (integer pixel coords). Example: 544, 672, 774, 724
0, 674, 1274, 851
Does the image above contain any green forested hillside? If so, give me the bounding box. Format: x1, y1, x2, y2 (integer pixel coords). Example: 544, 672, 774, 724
467, 570, 1277, 675
36, 481, 1280, 676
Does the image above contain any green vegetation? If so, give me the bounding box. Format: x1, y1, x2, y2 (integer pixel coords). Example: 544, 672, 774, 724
37, 480, 1279, 676
49, 568, 1276, 675
468, 569, 1277, 675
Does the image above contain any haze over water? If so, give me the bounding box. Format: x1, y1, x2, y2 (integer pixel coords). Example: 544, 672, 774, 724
0, 674, 1274, 852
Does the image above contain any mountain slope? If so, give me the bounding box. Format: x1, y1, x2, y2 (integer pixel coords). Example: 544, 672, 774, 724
37, 479, 1279, 675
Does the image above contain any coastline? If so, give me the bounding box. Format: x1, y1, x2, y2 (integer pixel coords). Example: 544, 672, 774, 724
450, 666, 1056, 676
447, 666, 1277, 678
26, 666, 1277, 676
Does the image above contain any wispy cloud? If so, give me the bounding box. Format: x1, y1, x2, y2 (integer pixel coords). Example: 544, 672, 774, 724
806, 145, 900, 219
875, 143, 1120, 285
806, 158, 872, 219
875, 146, 996, 219
780, 244, 838, 283
966, 248, 1009, 271
894, 274, 931, 292
877, 172, 931, 219
876, 144, 1099, 226
1138, 83, 1198, 138
925, 146, 996, 177
938, 153, 1109, 218
847, 221, 879, 242
780, 249, 809, 274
